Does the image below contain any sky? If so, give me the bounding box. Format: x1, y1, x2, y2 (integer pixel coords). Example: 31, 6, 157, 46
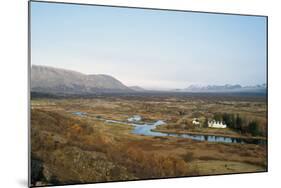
31, 1, 267, 90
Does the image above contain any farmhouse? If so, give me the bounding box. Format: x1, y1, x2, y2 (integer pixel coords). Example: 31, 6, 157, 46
208, 120, 227, 128
192, 118, 200, 126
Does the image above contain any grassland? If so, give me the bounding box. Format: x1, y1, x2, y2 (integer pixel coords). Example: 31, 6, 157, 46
30, 93, 267, 186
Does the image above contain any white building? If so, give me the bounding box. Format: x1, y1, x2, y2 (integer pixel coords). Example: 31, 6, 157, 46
192, 118, 200, 126
208, 120, 227, 128
128, 115, 142, 122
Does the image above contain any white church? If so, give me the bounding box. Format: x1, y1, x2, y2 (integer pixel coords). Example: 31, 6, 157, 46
208, 120, 227, 128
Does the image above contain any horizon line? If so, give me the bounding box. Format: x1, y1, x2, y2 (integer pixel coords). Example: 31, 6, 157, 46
31, 64, 266, 90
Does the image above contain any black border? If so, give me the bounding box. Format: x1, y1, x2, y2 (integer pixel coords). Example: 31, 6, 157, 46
28, 0, 268, 187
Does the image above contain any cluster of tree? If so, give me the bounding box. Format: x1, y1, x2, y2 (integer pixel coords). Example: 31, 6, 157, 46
212, 113, 265, 137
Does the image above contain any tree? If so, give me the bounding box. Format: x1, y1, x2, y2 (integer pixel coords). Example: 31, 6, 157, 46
235, 114, 242, 131
248, 121, 260, 136
230, 114, 236, 128
213, 113, 222, 121
203, 118, 209, 128
222, 113, 231, 127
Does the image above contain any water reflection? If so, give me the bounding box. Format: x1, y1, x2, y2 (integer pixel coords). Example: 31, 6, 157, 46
131, 121, 265, 144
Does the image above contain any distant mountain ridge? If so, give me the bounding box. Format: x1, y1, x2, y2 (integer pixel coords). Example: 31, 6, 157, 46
183, 84, 266, 93
31, 65, 133, 94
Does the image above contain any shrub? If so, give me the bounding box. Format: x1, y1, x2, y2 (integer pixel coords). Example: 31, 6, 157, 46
181, 152, 194, 162
107, 146, 191, 178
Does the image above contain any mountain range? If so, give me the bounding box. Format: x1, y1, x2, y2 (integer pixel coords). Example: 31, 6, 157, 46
31, 65, 266, 95
182, 84, 267, 93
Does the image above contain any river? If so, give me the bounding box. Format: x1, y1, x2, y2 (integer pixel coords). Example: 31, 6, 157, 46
72, 112, 266, 144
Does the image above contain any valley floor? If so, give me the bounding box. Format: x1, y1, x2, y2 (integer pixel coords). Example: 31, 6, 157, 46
30, 94, 267, 186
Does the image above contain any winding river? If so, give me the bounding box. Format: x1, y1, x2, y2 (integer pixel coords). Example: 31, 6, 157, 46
72, 112, 266, 145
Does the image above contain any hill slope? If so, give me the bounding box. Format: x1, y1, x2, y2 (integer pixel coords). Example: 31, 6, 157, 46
129, 86, 146, 92
31, 65, 133, 94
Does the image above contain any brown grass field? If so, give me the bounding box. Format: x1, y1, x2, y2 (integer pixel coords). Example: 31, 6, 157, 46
30, 93, 267, 186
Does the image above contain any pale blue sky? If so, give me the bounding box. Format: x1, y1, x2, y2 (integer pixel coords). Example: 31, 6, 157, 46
31, 1, 267, 89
